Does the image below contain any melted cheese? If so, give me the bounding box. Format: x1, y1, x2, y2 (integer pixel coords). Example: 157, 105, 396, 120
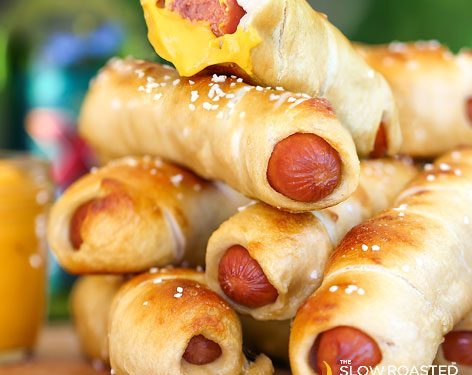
141, 0, 261, 77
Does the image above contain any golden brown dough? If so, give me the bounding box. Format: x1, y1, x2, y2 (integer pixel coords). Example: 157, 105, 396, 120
48, 156, 247, 274
70, 275, 124, 365
109, 268, 273, 375
79, 58, 360, 212
141, 0, 402, 157
290, 148, 472, 374
206, 158, 417, 321
357, 42, 472, 157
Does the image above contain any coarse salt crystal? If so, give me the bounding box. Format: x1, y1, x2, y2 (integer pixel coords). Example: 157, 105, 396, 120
329, 286, 338, 292
372, 245, 381, 251
190, 91, 199, 102
171, 174, 183, 186
361, 244, 369, 251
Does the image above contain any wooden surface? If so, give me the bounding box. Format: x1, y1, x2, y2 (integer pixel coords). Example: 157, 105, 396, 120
0, 325, 108, 375
0, 324, 290, 374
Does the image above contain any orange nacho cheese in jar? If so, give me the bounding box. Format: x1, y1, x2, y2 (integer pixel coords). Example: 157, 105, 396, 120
0, 154, 52, 362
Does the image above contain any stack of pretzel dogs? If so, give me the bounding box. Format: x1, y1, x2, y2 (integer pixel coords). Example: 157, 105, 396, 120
46, 0, 472, 374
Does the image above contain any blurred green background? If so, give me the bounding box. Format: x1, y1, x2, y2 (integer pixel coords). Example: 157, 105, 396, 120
0, 0, 470, 319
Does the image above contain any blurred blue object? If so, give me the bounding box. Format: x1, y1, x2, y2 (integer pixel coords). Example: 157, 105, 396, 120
41, 22, 124, 67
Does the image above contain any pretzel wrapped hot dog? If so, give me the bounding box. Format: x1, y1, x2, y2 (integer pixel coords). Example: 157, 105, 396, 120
71, 275, 124, 365
79, 58, 359, 212
206, 158, 417, 321
435, 311, 472, 374
290, 148, 472, 375
140, 0, 401, 157
48, 156, 247, 274
357, 42, 472, 157
109, 268, 274, 375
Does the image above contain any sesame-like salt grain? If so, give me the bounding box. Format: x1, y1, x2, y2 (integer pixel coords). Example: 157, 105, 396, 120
188, 80, 195, 85
149, 267, 159, 273
174, 293, 182, 298
275, 86, 284, 91
236, 78, 243, 83
426, 175, 436, 182
287, 97, 297, 103
177, 287, 183, 293
361, 244, 369, 251
269, 94, 281, 101
189, 104, 196, 111
153, 93, 163, 101
153, 278, 162, 284
173, 79, 180, 86
372, 245, 381, 251
190, 91, 199, 102
170, 174, 183, 186
143, 301, 149, 306
439, 163, 451, 171
424, 163, 434, 171
329, 286, 338, 293
256, 86, 264, 91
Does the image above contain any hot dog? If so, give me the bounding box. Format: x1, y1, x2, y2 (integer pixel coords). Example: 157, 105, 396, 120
141, 0, 402, 157
48, 156, 248, 274
69, 200, 95, 249
290, 148, 472, 374
267, 133, 341, 203
168, 0, 245, 37
79, 58, 360, 212
310, 327, 382, 375
182, 334, 222, 365
369, 123, 388, 159
108, 268, 274, 375
357, 42, 472, 157
442, 332, 472, 365
435, 310, 472, 374
206, 158, 417, 321
218, 245, 278, 308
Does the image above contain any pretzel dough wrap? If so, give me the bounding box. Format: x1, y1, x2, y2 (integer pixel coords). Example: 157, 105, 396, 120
48, 156, 247, 274
71, 275, 124, 365
79, 58, 360, 213
290, 148, 472, 375
435, 311, 472, 374
206, 158, 417, 320
109, 268, 274, 375
141, 0, 401, 157
357, 42, 472, 157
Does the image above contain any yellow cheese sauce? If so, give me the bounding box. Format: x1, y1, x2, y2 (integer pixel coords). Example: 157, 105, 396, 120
0, 158, 51, 358
141, 0, 261, 77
